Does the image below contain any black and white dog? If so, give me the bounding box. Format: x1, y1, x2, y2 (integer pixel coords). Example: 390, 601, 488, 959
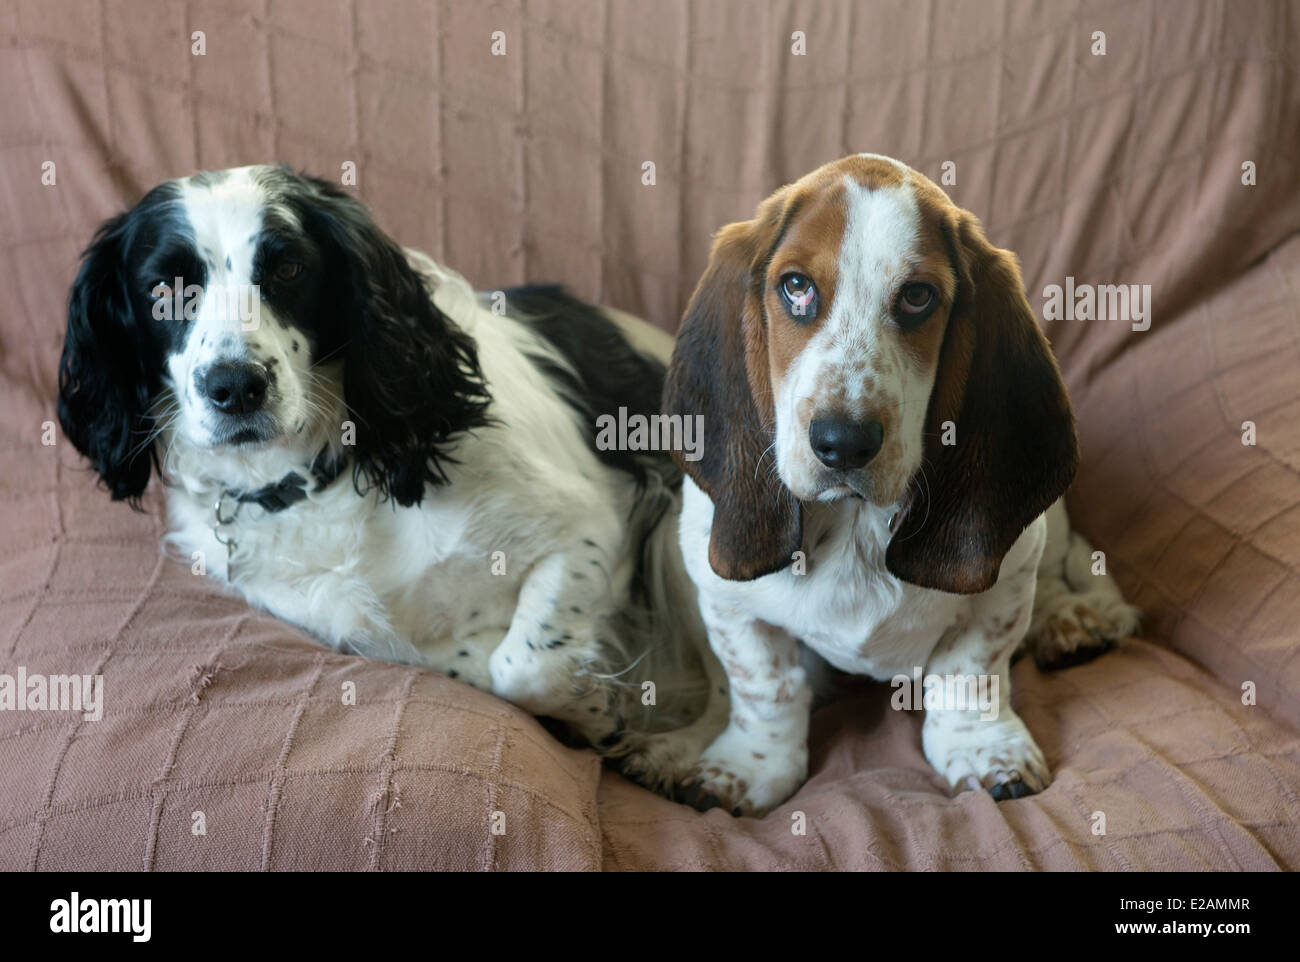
57, 165, 726, 788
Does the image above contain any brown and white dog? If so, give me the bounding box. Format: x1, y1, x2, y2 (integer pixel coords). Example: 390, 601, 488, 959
662, 154, 1138, 816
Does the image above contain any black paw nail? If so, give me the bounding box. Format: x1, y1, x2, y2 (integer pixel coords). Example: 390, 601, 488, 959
679, 784, 723, 812
598, 729, 625, 749
988, 779, 1033, 801
1037, 637, 1116, 671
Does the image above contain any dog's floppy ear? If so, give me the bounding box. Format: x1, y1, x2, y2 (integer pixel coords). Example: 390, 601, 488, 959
664, 191, 801, 581
298, 177, 491, 507
58, 213, 161, 505
886, 211, 1078, 594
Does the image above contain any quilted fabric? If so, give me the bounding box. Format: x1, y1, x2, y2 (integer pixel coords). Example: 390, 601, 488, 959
2, 0, 1299, 870
601, 640, 1300, 870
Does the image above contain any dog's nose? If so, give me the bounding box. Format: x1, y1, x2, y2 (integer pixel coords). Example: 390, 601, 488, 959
809, 415, 883, 471
199, 361, 268, 416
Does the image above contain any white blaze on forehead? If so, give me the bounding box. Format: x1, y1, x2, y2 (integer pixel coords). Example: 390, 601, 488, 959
175, 167, 279, 280
823, 175, 922, 351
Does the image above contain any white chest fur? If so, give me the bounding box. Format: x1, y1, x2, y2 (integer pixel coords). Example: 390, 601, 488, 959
163, 472, 532, 664
680, 477, 975, 678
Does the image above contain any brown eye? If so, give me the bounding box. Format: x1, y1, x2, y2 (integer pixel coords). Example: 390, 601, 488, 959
898, 283, 935, 315
782, 273, 810, 297
274, 261, 304, 283
150, 280, 173, 299
780, 273, 818, 319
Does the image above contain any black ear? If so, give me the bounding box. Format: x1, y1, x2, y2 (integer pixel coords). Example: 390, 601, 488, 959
297, 179, 491, 506
885, 212, 1079, 594
664, 193, 802, 581
58, 213, 160, 504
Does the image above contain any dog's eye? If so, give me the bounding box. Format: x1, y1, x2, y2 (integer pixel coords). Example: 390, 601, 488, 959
894, 283, 939, 331
274, 262, 304, 283
780, 273, 818, 319
150, 280, 174, 299
904, 282, 935, 315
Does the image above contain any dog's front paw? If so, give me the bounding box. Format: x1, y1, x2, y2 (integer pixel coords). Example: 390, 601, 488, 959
677, 729, 807, 818
489, 619, 624, 745
923, 713, 1051, 801
610, 733, 693, 794
1027, 598, 1140, 670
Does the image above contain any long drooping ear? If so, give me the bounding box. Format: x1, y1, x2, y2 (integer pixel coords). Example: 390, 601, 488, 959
298, 178, 491, 507
886, 212, 1079, 594
58, 213, 161, 505
664, 191, 801, 581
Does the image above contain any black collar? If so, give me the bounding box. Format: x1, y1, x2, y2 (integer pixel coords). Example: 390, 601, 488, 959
227, 448, 347, 514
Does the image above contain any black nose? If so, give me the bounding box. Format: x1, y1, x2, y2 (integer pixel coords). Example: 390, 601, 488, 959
809, 415, 883, 471
199, 361, 268, 416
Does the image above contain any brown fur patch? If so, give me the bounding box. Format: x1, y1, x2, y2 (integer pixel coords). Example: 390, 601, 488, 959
898, 218, 959, 373
764, 183, 847, 381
